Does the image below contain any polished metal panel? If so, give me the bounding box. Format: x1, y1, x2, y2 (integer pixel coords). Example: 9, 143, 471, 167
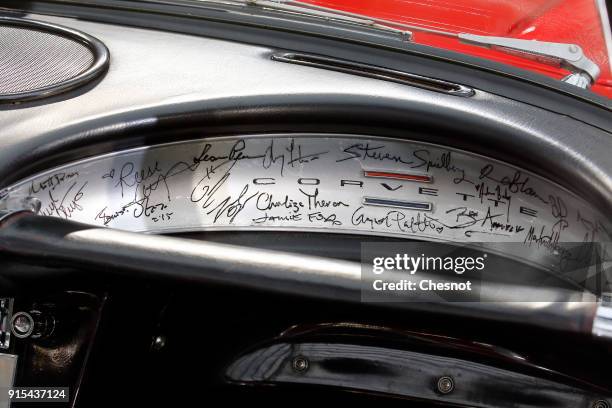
1, 135, 609, 255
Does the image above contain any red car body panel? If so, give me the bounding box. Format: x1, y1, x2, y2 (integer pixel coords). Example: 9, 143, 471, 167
300, 0, 612, 98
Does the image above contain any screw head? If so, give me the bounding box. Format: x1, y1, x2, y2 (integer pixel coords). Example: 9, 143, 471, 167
292, 356, 309, 372
569, 44, 579, 53
437, 376, 455, 394
150, 335, 166, 351
11, 312, 34, 338
593, 400, 610, 408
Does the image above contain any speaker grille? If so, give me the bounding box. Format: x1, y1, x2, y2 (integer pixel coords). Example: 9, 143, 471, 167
0, 26, 94, 94
0, 17, 109, 103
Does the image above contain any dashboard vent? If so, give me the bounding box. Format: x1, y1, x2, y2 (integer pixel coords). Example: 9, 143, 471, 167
0, 16, 109, 104
271, 52, 474, 97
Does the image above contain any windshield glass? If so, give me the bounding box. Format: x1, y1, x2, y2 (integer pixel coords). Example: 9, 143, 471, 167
185, 0, 612, 98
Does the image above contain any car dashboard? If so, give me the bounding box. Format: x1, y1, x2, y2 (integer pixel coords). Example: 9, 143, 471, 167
0, 7, 611, 408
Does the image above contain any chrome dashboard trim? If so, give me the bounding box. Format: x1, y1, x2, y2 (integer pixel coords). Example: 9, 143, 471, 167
271, 53, 475, 96
0, 134, 609, 281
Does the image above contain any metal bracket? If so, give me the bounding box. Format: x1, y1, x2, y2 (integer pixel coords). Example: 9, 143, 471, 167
458, 33, 601, 88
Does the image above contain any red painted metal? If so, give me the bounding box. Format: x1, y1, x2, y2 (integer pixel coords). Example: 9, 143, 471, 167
298, 0, 612, 98
363, 171, 432, 182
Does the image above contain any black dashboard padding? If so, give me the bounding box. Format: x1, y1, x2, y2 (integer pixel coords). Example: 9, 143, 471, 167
0, 212, 599, 336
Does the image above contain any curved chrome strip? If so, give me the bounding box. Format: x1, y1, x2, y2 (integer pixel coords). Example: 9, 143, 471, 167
0, 16, 110, 103
593, 293, 612, 340
271, 52, 475, 97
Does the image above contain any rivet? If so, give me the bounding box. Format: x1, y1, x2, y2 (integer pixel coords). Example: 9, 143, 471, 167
151, 335, 166, 351
292, 356, 309, 372
436, 376, 455, 394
